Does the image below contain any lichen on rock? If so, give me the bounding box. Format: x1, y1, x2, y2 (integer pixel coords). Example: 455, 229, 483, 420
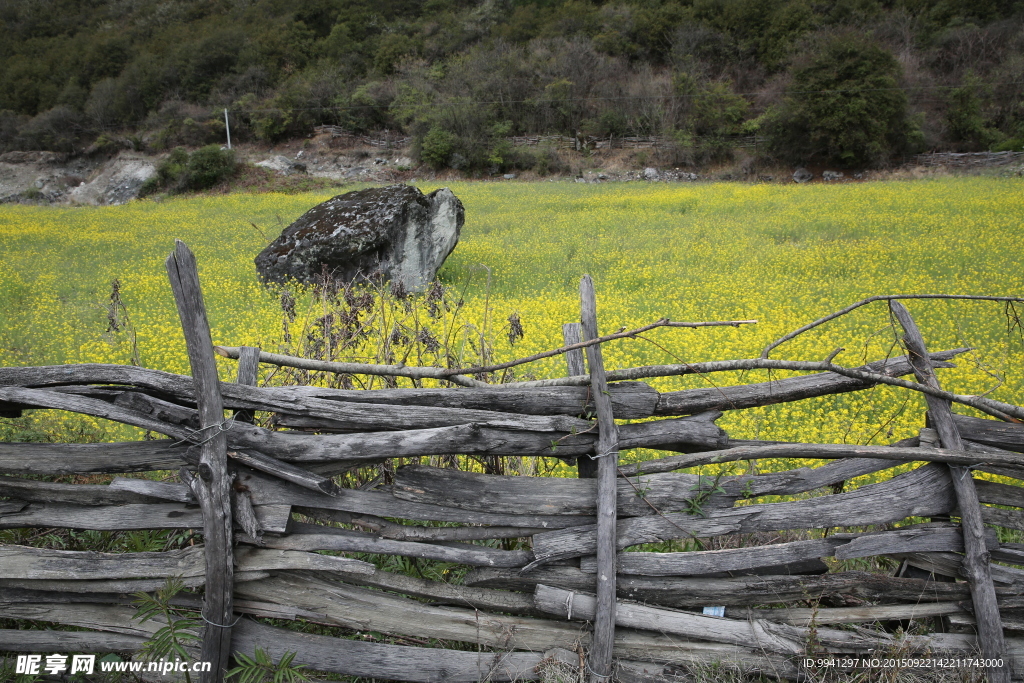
254, 184, 463, 292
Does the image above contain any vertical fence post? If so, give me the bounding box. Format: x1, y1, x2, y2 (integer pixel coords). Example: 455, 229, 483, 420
563, 322, 596, 479
233, 346, 261, 424
890, 301, 1008, 683
579, 275, 619, 682
166, 240, 234, 683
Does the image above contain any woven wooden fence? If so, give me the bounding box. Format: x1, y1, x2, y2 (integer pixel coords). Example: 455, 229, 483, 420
2, 243, 1024, 682
911, 151, 1024, 168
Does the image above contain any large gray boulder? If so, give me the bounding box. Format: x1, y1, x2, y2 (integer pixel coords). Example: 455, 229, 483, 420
255, 184, 463, 291
792, 167, 813, 183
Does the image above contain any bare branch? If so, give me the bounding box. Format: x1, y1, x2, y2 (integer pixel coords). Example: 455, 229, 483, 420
761, 295, 1024, 359
214, 347, 489, 388
216, 317, 756, 384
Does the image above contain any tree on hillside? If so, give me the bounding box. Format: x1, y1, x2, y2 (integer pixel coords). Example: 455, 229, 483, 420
767, 35, 923, 167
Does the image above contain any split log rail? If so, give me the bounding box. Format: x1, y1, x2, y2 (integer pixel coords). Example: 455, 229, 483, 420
1, 242, 1023, 682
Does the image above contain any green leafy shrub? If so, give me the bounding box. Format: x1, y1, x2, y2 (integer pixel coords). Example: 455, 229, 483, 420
766, 35, 922, 167
227, 648, 309, 683
0, 109, 28, 152
946, 73, 1002, 151
185, 144, 236, 190
144, 145, 236, 195
420, 126, 457, 169
16, 106, 91, 153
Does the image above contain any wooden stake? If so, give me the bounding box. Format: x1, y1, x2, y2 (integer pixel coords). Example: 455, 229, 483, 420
563, 322, 596, 479
165, 240, 233, 683
233, 346, 260, 424
890, 301, 1008, 683
579, 275, 619, 682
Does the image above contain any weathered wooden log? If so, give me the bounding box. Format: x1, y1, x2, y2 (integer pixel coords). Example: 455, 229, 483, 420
562, 321, 596, 479
615, 441, 1024, 477
40, 387, 722, 467
392, 457, 902, 519
392, 463, 736, 518
890, 299, 1007, 683
109, 476, 194, 503
0, 386, 197, 441
234, 463, 592, 528
466, 566, 1024, 608
231, 476, 263, 545
0, 601, 188, 640
0, 474, 188, 506
533, 584, 976, 657
302, 498, 589, 531
232, 571, 799, 676
0, 361, 659, 418
530, 463, 956, 564
951, 413, 1024, 453
833, 524, 998, 560
243, 523, 533, 568
0, 572, 271, 594
980, 506, 1024, 531
891, 551, 1024, 585
0, 502, 290, 533
262, 380, 658, 419
3, 349, 967, 426
948, 611, 1024, 631
225, 449, 340, 496
962, 439, 1024, 481
654, 350, 965, 415
0, 349, 965, 423
0, 439, 189, 475
576, 525, 996, 576
581, 539, 841, 577
233, 346, 261, 424
974, 479, 1024, 508
2, 382, 598, 446
579, 550, 833, 577
0, 629, 150, 653
0, 544, 373, 581
721, 457, 897, 497
739, 602, 969, 626
2, 374, 593, 434
231, 618, 550, 682
991, 545, 1024, 567
0, 500, 26, 514
273, 412, 726, 457
322, 563, 543, 616
9, 350, 1017, 421
295, 513, 545, 541
579, 274, 620, 683
236, 570, 589, 653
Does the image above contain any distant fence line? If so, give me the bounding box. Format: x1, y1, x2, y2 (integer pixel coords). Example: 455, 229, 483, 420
912, 150, 1024, 167
313, 125, 766, 152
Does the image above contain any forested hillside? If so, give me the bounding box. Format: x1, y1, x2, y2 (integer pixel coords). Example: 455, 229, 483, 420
1, 0, 1022, 170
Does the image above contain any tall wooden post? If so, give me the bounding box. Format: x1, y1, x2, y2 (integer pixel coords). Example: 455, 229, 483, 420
579, 276, 619, 682
166, 240, 234, 683
232, 346, 261, 424
890, 301, 1008, 683
563, 322, 597, 479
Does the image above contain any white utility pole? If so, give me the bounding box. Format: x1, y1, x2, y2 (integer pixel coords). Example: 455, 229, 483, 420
224, 109, 232, 150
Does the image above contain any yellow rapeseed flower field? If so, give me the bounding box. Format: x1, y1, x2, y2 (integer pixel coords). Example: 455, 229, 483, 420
1, 177, 1022, 483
